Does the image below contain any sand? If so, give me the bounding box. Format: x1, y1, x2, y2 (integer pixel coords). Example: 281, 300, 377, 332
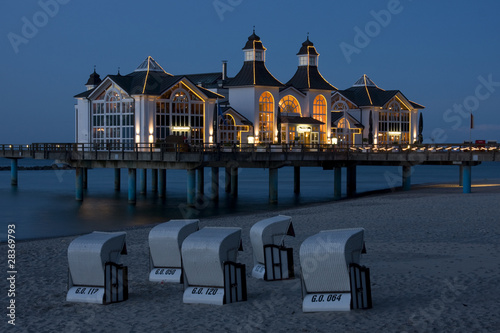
2, 183, 500, 332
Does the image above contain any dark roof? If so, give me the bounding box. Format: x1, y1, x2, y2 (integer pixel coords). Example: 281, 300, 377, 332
221, 107, 254, 126
337, 75, 425, 109
183, 72, 223, 88
286, 66, 337, 91
243, 31, 266, 50
74, 89, 94, 98
280, 116, 324, 125
410, 101, 425, 109
297, 37, 319, 56
331, 112, 364, 129
85, 70, 102, 86
225, 61, 283, 87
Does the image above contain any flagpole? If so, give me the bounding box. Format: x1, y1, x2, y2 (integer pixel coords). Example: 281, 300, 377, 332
469, 109, 473, 144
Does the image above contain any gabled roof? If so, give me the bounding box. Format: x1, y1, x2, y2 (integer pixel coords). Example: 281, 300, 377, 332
279, 85, 306, 96
74, 88, 94, 98
337, 75, 424, 109
221, 107, 253, 126
331, 111, 364, 129
225, 61, 283, 87
286, 66, 337, 91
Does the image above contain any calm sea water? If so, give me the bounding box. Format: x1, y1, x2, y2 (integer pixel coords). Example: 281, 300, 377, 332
0, 158, 498, 241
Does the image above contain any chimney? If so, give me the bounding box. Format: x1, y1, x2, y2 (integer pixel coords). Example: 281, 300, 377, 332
222, 60, 228, 81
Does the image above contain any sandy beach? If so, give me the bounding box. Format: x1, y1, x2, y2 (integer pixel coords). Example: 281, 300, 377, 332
2, 183, 500, 333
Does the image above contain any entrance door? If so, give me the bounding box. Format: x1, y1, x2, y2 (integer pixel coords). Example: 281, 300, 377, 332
311, 132, 319, 145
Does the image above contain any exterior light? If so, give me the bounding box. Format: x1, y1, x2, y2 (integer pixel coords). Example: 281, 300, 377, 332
247, 136, 255, 144
172, 126, 190, 131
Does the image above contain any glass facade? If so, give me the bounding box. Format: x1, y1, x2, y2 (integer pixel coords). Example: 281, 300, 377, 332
258, 92, 274, 143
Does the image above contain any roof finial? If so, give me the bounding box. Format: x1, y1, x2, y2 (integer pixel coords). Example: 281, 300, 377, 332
253, 25, 255, 34
117, 67, 121, 75
93, 65, 96, 73
307, 32, 310, 40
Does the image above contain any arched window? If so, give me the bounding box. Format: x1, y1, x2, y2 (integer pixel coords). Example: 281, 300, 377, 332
279, 95, 301, 115
219, 114, 238, 144
332, 101, 348, 111
313, 95, 327, 143
92, 88, 134, 150
258, 92, 274, 143
156, 84, 205, 145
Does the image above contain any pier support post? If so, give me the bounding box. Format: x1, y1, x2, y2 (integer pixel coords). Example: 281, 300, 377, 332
225, 167, 231, 193
187, 169, 196, 206
269, 168, 278, 204
459, 165, 463, 186
75, 167, 83, 201
402, 165, 412, 191
82, 168, 88, 189
139, 169, 147, 194
10, 159, 18, 186
159, 169, 166, 198
347, 165, 357, 197
128, 168, 136, 204
197, 168, 205, 196
334, 167, 342, 201
294, 166, 300, 194
211, 167, 219, 201
114, 168, 121, 191
230, 167, 238, 197
462, 165, 472, 194
151, 169, 158, 193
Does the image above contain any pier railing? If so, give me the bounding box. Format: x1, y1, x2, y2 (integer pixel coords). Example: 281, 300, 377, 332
1, 142, 499, 165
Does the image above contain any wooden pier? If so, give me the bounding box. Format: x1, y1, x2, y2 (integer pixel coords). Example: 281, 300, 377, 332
1, 143, 499, 204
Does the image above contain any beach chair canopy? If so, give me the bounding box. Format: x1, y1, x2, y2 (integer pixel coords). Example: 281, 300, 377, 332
148, 219, 199, 268
300, 228, 364, 293
182, 227, 242, 287
68, 231, 127, 287
250, 215, 294, 264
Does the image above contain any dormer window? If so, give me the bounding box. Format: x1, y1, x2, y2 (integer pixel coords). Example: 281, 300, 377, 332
245, 50, 265, 62
299, 55, 308, 66
309, 56, 316, 66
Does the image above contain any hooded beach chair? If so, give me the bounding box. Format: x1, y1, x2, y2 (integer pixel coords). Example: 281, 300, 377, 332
181, 227, 246, 305
66, 231, 128, 304
148, 219, 199, 283
249, 215, 295, 280
300, 228, 371, 312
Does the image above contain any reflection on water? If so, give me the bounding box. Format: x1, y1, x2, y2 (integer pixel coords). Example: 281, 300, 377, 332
0, 161, 498, 241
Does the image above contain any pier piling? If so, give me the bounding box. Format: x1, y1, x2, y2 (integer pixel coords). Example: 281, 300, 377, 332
187, 169, 196, 206
75, 167, 83, 201
294, 166, 300, 194
462, 164, 472, 193
402, 165, 412, 191
114, 168, 121, 191
10, 159, 18, 186
347, 165, 357, 197
230, 167, 238, 197
211, 167, 219, 201
151, 169, 158, 192
197, 168, 204, 195
139, 169, 147, 194
128, 168, 136, 204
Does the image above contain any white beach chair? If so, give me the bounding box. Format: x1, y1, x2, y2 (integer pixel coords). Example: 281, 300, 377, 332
66, 231, 128, 304
300, 228, 371, 312
181, 227, 246, 305
148, 219, 199, 283
249, 215, 295, 280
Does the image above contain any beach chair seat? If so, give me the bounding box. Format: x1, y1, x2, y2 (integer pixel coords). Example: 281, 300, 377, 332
182, 227, 246, 305
148, 219, 199, 283
66, 231, 128, 304
300, 228, 370, 312
249, 215, 295, 280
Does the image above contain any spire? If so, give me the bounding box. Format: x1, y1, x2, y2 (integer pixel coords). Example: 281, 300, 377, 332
352, 74, 378, 87
243, 28, 266, 51
85, 66, 102, 90
135, 56, 167, 73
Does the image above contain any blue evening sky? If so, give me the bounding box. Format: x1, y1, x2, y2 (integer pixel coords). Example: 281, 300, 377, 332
1, 0, 499, 144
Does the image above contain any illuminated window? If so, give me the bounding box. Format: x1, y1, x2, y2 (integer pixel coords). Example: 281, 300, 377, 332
259, 92, 274, 143
156, 83, 204, 145
279, 95, 301, 115
219, 114, 237, 144
332, 101, 348, 111
377, 100, 410, 144
313, 95, 327, 143
92, 89, 134, 150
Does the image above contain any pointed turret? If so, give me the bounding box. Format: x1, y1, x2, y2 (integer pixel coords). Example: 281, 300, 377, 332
85, 67, 102, 90
285, 36, 336, 91
226, 30, 283, 87
134, 56, 169, 73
